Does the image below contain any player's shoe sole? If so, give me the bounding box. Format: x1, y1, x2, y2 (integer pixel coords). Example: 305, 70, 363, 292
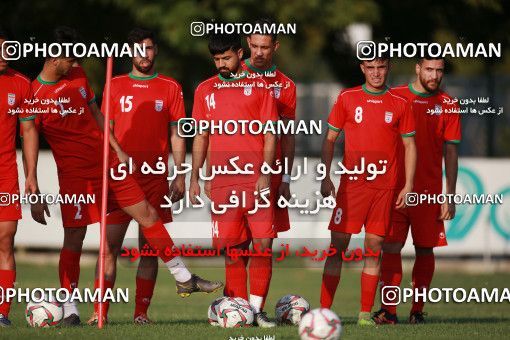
87, 312, 108, 326
254, 312, 276, 328
176, 274, 224, 297
61, 313, 81, 327
358, 312, 376, 326
372, 308, 398, 325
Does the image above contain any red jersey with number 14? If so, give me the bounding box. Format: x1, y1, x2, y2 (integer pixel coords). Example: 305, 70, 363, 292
192, 73, 279, 190
327, 84, 415, 191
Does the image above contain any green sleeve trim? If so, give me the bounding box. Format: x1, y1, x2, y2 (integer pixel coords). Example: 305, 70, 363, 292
446, 139, 461, 144
170, 121, 179, 126
401, 131, 416, 137
87, 96, 96, 104
19, 115, 36, 121
328, 123, 340, 132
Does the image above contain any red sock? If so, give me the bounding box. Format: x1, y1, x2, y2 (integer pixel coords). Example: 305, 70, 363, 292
361, 272, 379, 313
249, 256, 272, 309
320, 273, 340, 308
0, 270, 15, 317
380, 253, 402, 314
140, 220, 175, 263
224, 255, 248, 300
59, 248, 81, 292
134, 277, 156, 317
93, 278, 114, 316
411, 254, 435, 313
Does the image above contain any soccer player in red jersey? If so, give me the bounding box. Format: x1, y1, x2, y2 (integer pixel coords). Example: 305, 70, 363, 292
319, 55, 417, 326
190, 33, 278, 327
21, 27, 221, 326
239, 18, 297, 327
89, 28, 203, 325
0, 29, 34, 327
373, 56, 461, 324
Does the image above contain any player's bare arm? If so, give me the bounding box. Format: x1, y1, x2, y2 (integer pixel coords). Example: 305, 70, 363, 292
256, 131, 276, 200
169, 125, 186, 202
440, 143, 459, 220
395, 136, 417, 209
190, 130, 209, 204
320, 129, 340, 198
88, 101, 131, 166
278, 117, 295, 200
21, 120, 50, 225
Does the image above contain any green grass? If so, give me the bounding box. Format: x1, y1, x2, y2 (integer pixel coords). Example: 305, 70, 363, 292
1, 258, 509, 339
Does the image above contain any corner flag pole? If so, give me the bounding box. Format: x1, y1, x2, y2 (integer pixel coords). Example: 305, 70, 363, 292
98, 56, 113, 329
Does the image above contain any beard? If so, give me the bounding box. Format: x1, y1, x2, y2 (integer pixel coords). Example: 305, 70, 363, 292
134, 59, 154, 74
217, 64, 238, 79
420, 75, 441, 93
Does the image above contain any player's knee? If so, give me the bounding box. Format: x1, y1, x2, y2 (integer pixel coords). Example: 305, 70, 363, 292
415, 246, 433, 256
383, 242, 404, 254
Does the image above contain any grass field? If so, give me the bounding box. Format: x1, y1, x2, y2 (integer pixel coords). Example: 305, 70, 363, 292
1, 258, 509, 339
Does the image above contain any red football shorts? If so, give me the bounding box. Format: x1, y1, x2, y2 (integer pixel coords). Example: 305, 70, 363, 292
107, 178, 172, 225
386, 199, 447, 248
210, 184, 274, 249
328, 186, 396, 237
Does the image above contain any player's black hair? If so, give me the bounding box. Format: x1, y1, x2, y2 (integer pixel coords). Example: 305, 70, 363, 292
50, 26, 80, 58
418, 52, 445, 64
251, 18, 278, 42
208, 33, 242, 55
0, 27, 8, 40
127, 28, 156, 46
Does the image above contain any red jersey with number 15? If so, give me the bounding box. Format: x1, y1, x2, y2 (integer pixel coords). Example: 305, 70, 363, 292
327, 84, 415, 191
392, 83, 461, 194
192, 73, 279, 190
103, 72, 186, 183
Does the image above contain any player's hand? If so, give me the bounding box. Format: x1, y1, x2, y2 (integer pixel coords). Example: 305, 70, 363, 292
24, 175, 39, 196
255, 174, 271, 203
439, 201, 456, 220
25, 177, 51, 225
204, 180, 211, 200
189, 180, 201, 204
395, 185, 412, 209
278, 182, 291, 200
116, 149, 137, 173
169, 175, 185, 202
320, 177, 335, 198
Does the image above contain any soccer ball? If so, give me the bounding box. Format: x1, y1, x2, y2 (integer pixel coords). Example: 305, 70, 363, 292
298, 308, 342, 340
275, 294, 310, 325
217, 297, 254, 328
208, 296, 228, 326
25, 299, 64, 327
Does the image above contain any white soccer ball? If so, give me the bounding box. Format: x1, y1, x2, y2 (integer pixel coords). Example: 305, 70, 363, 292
25, 299, 64, 328
299, 308, 342, 340
275, 294, 310, 325
208, 296, 228, 326
217, 297, 254, 328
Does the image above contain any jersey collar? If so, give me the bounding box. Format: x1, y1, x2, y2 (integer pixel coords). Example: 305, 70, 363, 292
362, 83, 388, 96
408, 82, 436, 97
218, 71, 248, 82
244, 58, 277, 74
129, 72, 158, 80
37, 75, 59, 85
